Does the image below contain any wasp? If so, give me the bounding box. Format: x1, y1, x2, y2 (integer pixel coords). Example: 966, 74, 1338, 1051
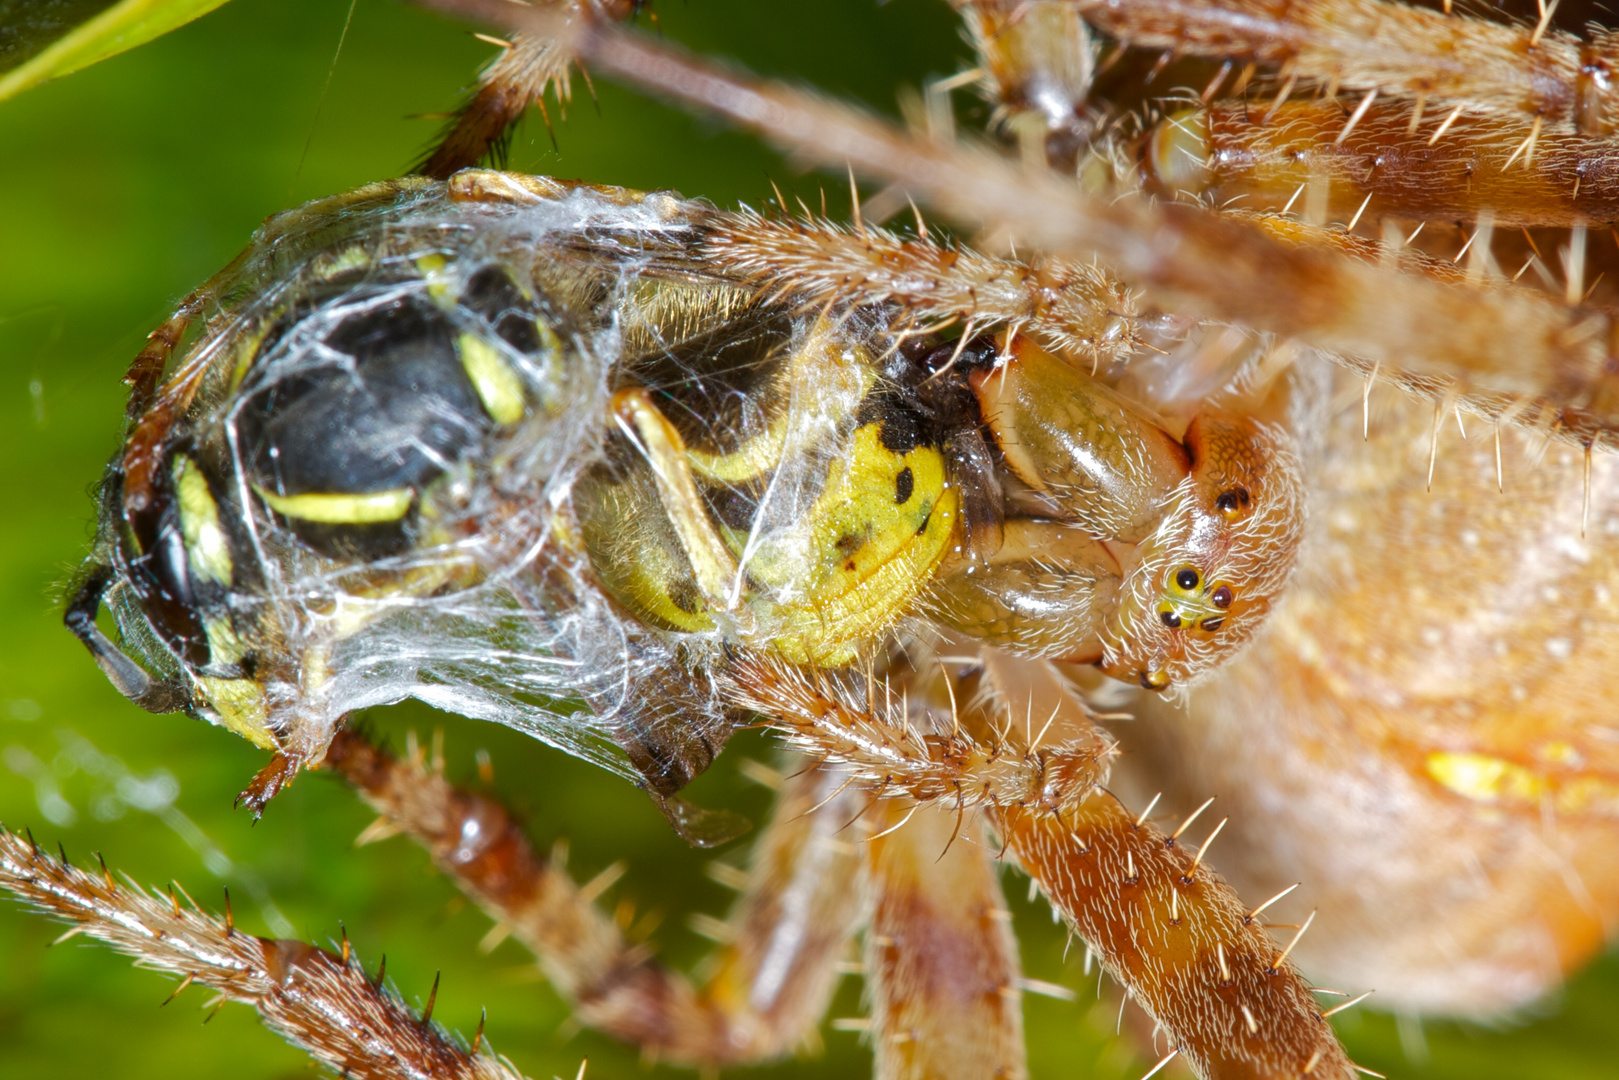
5, 2, 1619, 1079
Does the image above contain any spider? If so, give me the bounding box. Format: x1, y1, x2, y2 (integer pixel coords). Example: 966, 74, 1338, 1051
4, 2, 1619, 1079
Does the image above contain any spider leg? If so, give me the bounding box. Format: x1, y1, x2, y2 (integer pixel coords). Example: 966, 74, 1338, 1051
463, 6, 1619, 451
724, 647, 1359, 1080
0, 829, 525, 1080
1143, 100, 1619, 229
698, 208, 1140, 367
952, 0, 1099, 170
1070, 0, 1619, 136
863, 800, 1028, 1080
324, 730, 869, 1068
417, 1, 644, 179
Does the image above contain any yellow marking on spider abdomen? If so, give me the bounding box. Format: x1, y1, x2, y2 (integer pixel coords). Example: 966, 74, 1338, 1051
1426, 750, 1619, 814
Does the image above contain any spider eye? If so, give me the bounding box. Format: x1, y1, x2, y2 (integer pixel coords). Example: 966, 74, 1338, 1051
1139, 669, 1171, 691
1175, 568, 1199, 590
1214, 486, 1252, 517
1200, 616, 1225, 632
1211, 585, 1234, 609
1160, 608, 1182, 628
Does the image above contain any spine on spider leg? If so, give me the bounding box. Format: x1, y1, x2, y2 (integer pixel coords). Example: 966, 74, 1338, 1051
700, 211, 1140, 365
1075, 0, 1605, 133
1146, 101, 1619, 228
324, 731, 866, 1067
0, 828, 527, 1080
995, 800, 1355, 1080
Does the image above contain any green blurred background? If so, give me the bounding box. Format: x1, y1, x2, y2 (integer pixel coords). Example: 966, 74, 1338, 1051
0, 2, 1615, 1077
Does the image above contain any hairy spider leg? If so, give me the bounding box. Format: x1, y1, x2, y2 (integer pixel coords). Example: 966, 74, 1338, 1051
326, 731, 871, 1068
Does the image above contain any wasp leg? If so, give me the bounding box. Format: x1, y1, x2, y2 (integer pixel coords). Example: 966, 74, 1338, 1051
609, 387, 743, 612
0, 829, 524, 1080
864, 800, 1028, 1080
324, 731, 869, 1067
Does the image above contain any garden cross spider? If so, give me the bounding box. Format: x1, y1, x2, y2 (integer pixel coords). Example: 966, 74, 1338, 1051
4, 2, 1619, 1079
